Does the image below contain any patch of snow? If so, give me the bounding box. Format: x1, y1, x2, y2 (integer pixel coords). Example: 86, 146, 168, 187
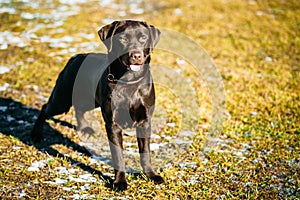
189, 179, 200, 184
0, 7, 16, 14
18, 190, 26, 198
164, 136, 173, 141
250, 111, 258, 116
0, 43, 8, 50
200, 124, 210, 129
173, 8, 183, 16
102, 18, 115, 25
175, 69, 182, 74
21, 12, 35, 20
178, 130, 196, 137
118, 11, 126, 17
54, 178, 68, 185
59, 0, 88, 4
68, 194, 96, 200
150, 143, 166, 150
62, 186, 73, 191
129, 4, 144, 14
0, 106, 7, 112
28, 160, 46, 172
202, 158, 209, 164
265, 56, 272, 62
0, 66, 11, 74
124, 142, 136, 147
99, 0, 114, 7
56, 167, 69, 175
0, 0, 11, 3
0, 31, 29, 48
244, 182, 253, 187
78, 33, 95, 40
7, 115, 15, 122
176, 58, 186, 66
174, 138, 191, 145
80, 184, 91, 191
178, 162, 197, 169
124, 130, 136, 136
151, 133, 161, 139
166, 122, 176, 127
256, 11, 264, 16
68, 173, 97, 183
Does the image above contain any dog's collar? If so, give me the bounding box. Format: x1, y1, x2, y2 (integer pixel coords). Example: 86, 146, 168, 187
106, 66, 148, 85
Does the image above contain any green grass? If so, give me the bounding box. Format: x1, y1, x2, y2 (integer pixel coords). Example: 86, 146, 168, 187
0, 0, 299, 199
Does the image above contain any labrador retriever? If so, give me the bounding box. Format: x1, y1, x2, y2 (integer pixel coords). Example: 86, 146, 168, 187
31, 20, 164, 190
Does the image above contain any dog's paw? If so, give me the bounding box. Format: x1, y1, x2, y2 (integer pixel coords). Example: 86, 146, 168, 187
149, 174, 164, 184
80, 126, 95, 135
113, 180, 128, 191
145, 172, 165, 184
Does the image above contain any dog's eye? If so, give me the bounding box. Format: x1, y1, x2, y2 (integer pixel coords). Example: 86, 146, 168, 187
139, 35, 148, 43
119, 36, 128, 43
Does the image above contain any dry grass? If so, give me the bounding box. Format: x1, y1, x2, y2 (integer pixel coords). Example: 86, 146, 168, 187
0, 0, 299, 199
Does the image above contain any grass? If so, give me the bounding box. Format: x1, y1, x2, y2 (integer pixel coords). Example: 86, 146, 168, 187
0, 0, 299, 199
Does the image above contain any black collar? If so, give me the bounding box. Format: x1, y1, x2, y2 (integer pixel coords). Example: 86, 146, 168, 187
106, 65, 149, 85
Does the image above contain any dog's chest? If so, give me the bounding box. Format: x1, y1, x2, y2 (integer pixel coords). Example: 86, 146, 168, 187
111, 85, 150, 128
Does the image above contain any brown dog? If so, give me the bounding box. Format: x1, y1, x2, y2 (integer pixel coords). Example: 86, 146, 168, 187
31, 20, 164, 190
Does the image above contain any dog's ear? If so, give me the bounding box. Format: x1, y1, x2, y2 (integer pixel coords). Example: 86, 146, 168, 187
143, 22, 161, 52
98, 21, 120, 52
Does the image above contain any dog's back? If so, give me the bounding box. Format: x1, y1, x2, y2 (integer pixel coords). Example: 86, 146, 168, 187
46, 53, 107, 116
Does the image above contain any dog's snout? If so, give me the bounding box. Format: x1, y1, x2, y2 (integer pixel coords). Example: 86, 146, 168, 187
130, 51, 143, 62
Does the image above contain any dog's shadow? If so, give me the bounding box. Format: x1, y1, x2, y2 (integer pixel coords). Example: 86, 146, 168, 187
0, 97, 118, 188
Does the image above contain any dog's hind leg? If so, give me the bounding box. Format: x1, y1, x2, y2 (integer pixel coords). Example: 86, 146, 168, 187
31, 96, 72, 142
31, 102, 69, 142
75, 108, 95, 134
31, 104, 51, 142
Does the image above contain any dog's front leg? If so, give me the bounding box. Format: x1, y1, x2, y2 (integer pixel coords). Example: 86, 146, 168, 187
106, 124, 127, 191
137, 125, 164, 184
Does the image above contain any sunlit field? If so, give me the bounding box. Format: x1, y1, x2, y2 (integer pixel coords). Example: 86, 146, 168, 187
0, 0, 299, 199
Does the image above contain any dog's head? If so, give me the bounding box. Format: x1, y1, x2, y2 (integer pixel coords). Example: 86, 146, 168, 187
98, 20, 160, 72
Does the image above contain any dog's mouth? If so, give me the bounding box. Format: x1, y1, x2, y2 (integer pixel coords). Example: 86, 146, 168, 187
128, 64, 142, 72
118, 50, 149, 72
120, 58, 144, 72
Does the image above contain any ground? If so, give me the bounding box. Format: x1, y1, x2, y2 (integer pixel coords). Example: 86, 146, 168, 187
0, 0, 299, 199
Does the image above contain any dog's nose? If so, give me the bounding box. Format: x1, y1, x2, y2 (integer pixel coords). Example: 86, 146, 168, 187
130, 51, 143, 62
